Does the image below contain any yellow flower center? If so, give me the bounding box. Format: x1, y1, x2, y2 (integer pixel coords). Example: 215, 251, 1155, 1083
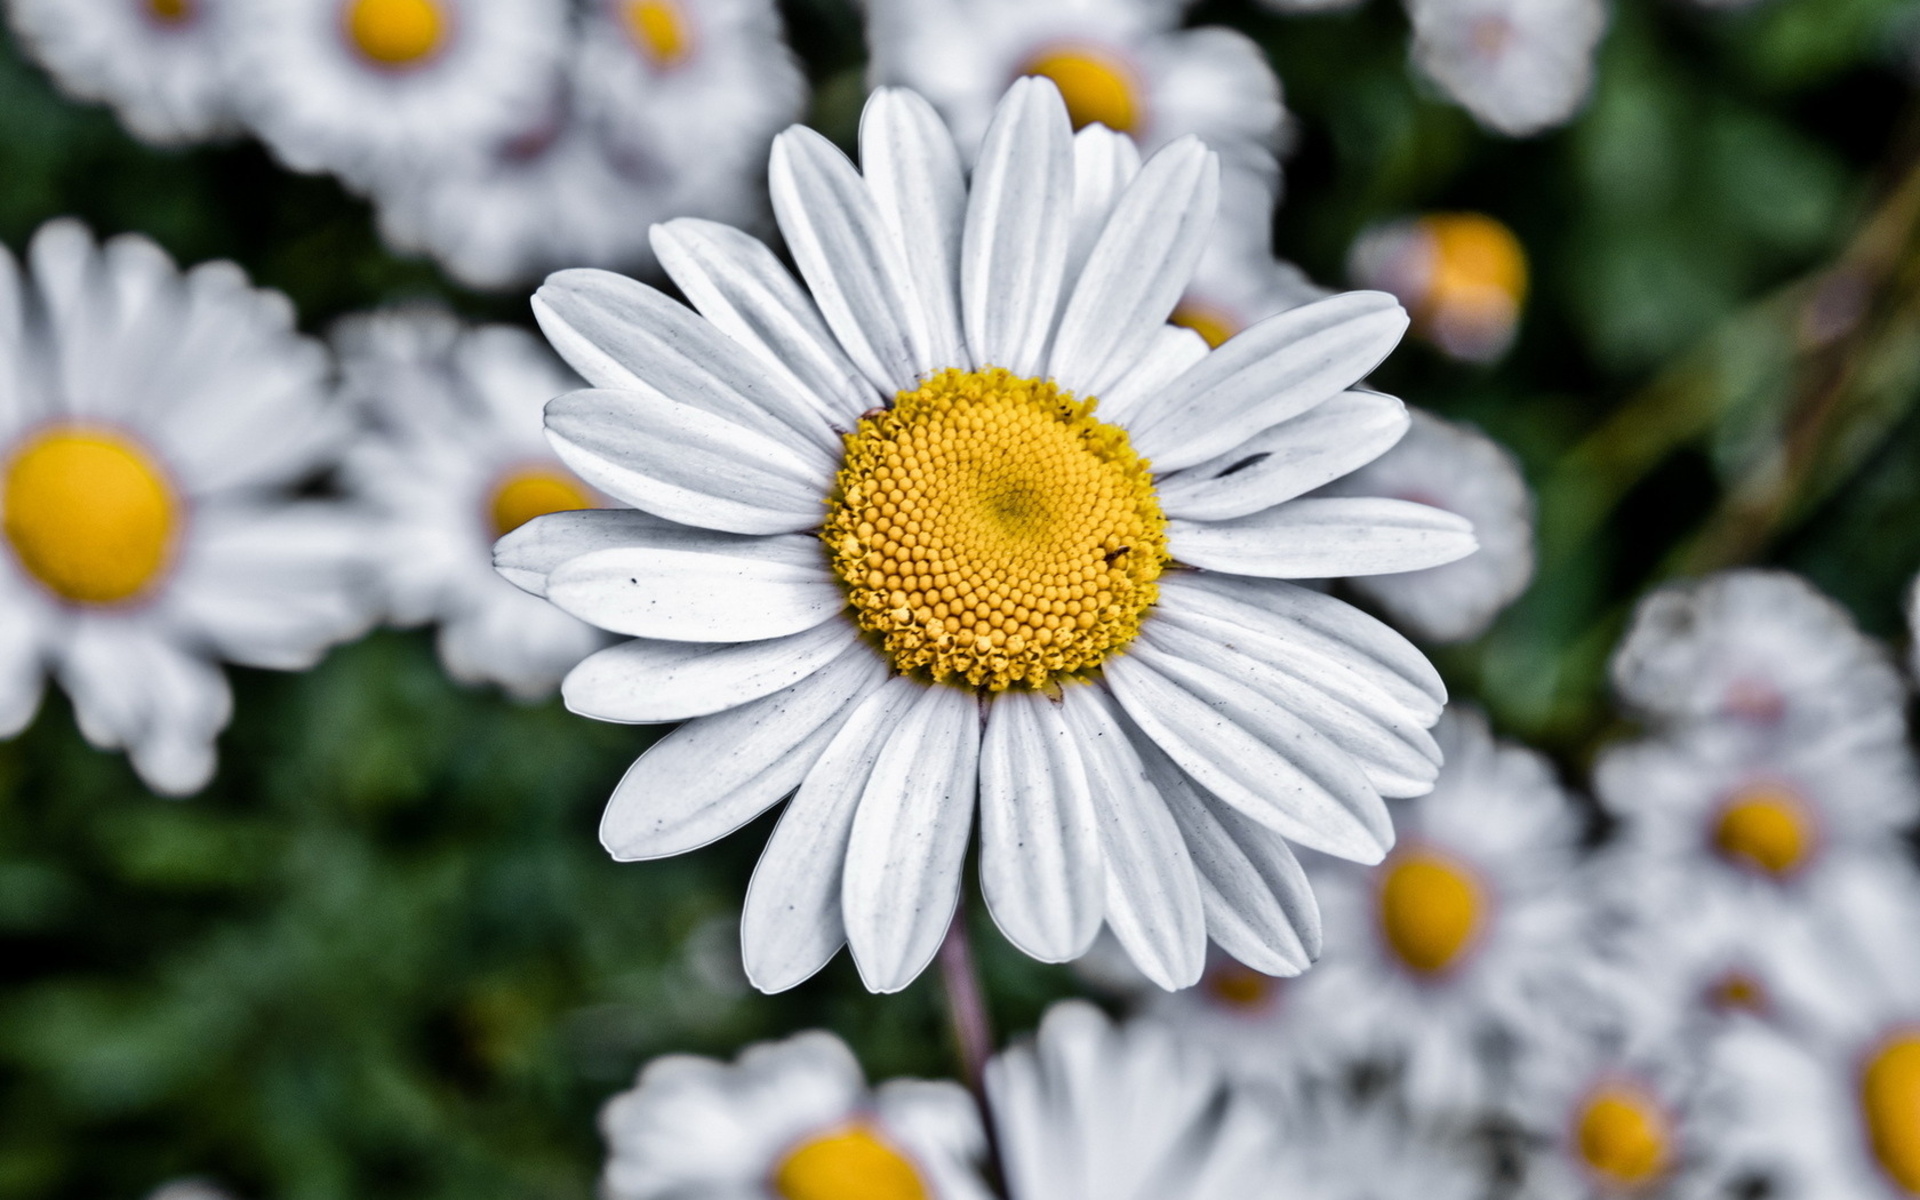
489, 467, 594, 538
344, 0, 446, 68
1705, 970, 1767, 1014
1170, 302, 1238, 350
1419, 213, 1528, 317
145, 0, 195, 25
1863, 1034, 1920, 1194
1575, 1085, 1670, 1187
1202, 958, 1280, 1012
1712, 784, 1813, 878
624, 0, 693, 68
1377, 850, 1484, 976
824, 367, 1165, 692
773, 1125, 929, 1200
2, 428, 179, 606
1022, 47, 1140, 133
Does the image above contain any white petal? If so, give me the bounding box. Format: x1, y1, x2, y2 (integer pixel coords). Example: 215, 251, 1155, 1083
741, 677, 918, 992
1137, 735, 1321, 976
1139, 619, 1441, 798
1049, 138, 1219, 400
561, 620, 858, 723
1066, 125, 1142, 283
1128, 291, 1410, 472
961, 77, 1074, 377
1096, 324, 1208, 428
1060, 685, 1206, 990
1156, 391, 1412, 522
532, 269, 842, 462
599, 647, 889, 861
1165, 573, 1447, 722
649, 219, 878, 426
1103, 649, 1394, 863
770, 125, 925, 393
860, 88, 968, 372
493, 509, 681, 598
545, 532, 843, 642
842, 684, 983, 993
1169, 497, 1477, 578
978, 690, 1105, 963
545, 388, 829, 535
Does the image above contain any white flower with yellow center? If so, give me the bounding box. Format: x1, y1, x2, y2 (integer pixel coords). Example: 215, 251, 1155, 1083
988, 1001, 1286, 1200
498, 80, 1476, 993
865, 0, 1286, 239
226, 0, 568, 189
1593, 722, 1919, 928
338, 307, 611, 699
1319, 409, 1535, 644
600, 1029, 991, 1200
1348, 212, 1529, 363
1140, 946, 1329, 1100
0, 220, 371, 794
1611, 569, 1909, 748
1405, 0, 1608, 138
1286, 708, 1601, 1113
374, 0, 805, 290
7, 0, 236, 145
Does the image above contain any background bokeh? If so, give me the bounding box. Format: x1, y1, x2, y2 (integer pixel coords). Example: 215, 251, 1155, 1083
2, 0, 1918, 1196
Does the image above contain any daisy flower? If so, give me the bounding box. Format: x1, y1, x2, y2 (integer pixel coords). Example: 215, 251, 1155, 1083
1279, 1091, 1490, 1200
600, 1029, 991, 1200
337, 306, 610, 699
1348, 213, 1529, 363
225, 0, 568, 189
0, 219, 370, 794
1171, 238, 1327, 353
375, 0, 805, 291
987, 1001, 1286, 1200
7, 0, 236, 145
1404, 0, 1608, 138
1611, 569, 1910, 745
497, 81, 1475, 992
1140, 946, 1327, 1100
1593, 722, 1919, 931
1318, 409, 1534, 643
1285, 707, 1601, 1113
864, 0, 1287, 233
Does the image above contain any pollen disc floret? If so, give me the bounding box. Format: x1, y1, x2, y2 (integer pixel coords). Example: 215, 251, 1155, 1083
823, 367, 1166, 691
3, 427, 180, 605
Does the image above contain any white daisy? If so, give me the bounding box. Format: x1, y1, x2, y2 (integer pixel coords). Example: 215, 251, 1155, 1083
600, 1029, 991, 1200
1140, 945, 1327, 1101
0, 219, 370, 794
1610, 569, 1910, 745
1318, 409, 1535, 644
1279, 1092, 1490, 1200
864, 0, 1287, 234
6, 0, 236, 146
375, 0, 806, 291
1347, 212, 1529, 363
987, 1000, 1286, 1200
1405, 0, 1608, 138
1284, 707, 1603, 1113
497, 81, 1476, 993
225, 0, 568, 189
1593, 722, 1920, 931
337, 306, 610, 699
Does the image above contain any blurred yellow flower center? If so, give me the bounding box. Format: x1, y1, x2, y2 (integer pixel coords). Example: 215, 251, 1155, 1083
824, 367, 1166, 692
1420, 213, 1528, 314
1713, 784, 1812, 878
345, 0, 446, 67
1023, 47, 1139, 133
1576, 1086, 1670, 1186
490, 467, 593, 538
1377, 851, 1483, 975
624, 0, 692, 67
773, 1125, 929, 1200
1203, 958, 1280, 1011
1706, 970, 1767, 1014
2, 428, 179, 606
1170, 302, 1238, 350
1864, 1034, 1920, 1193
146, 0, 195, 25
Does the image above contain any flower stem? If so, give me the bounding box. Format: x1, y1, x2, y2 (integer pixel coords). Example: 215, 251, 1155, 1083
937, 897, 1009, 1196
